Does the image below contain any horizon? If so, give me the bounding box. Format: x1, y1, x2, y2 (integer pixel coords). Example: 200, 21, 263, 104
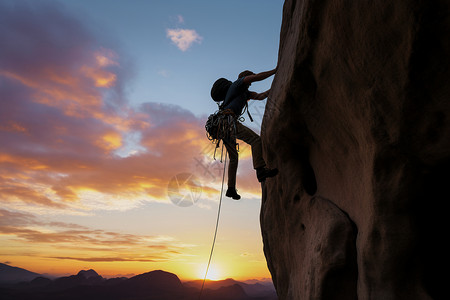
0, 0, 283, 282
1, 262, 273, 283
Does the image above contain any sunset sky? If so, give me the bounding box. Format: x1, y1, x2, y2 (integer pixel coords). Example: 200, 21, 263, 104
0, 0, 282, 280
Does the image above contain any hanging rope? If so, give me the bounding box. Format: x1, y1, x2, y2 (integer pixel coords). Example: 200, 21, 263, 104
198, 151, 227, 300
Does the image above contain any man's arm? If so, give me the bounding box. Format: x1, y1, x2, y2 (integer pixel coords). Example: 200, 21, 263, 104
242, 67, 277, 84
249, 89, 270, 100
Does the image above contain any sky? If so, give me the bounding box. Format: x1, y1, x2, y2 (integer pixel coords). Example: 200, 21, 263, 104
0, 0, 283, 281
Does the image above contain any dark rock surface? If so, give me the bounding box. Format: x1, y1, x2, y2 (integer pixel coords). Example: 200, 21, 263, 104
261, 0, 450, 299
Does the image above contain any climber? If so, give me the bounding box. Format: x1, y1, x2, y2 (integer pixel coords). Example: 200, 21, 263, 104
210, 68, 279, 200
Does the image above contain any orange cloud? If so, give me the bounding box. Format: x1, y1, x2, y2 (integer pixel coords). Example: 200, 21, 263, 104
0, 1, 260, 216
96, 131, 123, 151
81, 65, 117, 88
0, 122, 28, 134
0, 2, 269, 282
94, 48, 119, 67
0, 208, 192, 264
48, 256, 159, 262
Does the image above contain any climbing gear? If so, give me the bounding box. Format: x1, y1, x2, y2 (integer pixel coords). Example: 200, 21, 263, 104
256, 167, 279, 182
242, 101, 253, 122
225, 187, 241, 200
210, 78, 232, 102
205, 109, 239, 161
199, 152, 227, 300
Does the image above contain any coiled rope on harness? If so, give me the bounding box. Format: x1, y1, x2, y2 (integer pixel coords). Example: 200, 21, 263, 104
205, 109, 238, 161
198, 151, 227, 300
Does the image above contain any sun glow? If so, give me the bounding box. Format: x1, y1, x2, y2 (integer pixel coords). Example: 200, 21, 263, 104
198, 264, 222, 281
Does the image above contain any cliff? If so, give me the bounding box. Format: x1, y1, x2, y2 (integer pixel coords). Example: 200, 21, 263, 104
260, 0, 450, 299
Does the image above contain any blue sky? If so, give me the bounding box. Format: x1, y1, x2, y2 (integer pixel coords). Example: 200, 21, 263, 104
60, 0, 282, 117
0, 0, 283, 280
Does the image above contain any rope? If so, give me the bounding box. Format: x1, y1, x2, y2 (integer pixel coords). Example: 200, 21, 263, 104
198, 151, 227, 300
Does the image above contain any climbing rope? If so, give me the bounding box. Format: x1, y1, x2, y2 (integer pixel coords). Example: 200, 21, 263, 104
198, 151, 227, 300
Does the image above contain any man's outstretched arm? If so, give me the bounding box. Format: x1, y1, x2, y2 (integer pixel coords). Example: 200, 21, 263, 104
249, 89, 270, 100
242, 67, 277, 84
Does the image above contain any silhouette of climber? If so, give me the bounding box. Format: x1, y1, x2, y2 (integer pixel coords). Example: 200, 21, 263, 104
217, 68, 278, 200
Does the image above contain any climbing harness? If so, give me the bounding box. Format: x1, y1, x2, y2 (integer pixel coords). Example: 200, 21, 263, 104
205, 96, 256, 159
198, 151, 227, 300
205, 109, 239, 161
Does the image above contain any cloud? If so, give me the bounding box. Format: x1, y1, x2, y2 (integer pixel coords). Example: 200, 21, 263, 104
0, 1, 263, 278
166, 28, 202, 51
0, 1, 259, 216
0, 2, 217, 213
0, 208, 191, 262
48, 256, 158, 262
0, 209, 85, 228
158, 69, 170, 77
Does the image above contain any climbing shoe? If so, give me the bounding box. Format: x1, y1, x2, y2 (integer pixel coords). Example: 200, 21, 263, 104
256, 167, 279, 182
225, 187, 241, 200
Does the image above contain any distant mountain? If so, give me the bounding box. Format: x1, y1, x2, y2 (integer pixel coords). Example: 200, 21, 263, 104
121, 269, 184, 291
0, 263, 41, 284
77, 269, 101, 279
50, 268, 104, 290
185, 278, 239, 290
0, 266, 278, 300
184, 278, 277, 298
201, 283, 249, 300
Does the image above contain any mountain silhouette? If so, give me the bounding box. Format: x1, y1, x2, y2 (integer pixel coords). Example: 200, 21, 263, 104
185, 278, 276, 298
123, 269, 183, 290
201, 284, 248, 300
0, 265, 278, 300
49, 268, 104, 291
77, 269, 101, 279
0, 263, 41, 284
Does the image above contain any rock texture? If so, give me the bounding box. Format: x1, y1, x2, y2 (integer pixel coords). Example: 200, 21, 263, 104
260, 0, 450, 299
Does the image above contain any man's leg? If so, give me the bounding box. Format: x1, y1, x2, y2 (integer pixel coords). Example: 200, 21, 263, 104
235, 122, 265, 169
223, 140, 240, 200
235, 122, 278, 182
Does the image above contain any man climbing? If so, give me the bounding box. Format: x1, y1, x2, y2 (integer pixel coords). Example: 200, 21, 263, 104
210, 68, 278, 200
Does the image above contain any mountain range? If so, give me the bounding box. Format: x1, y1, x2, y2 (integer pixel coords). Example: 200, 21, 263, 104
0, 263, 277, 300
0, 263, 42, 284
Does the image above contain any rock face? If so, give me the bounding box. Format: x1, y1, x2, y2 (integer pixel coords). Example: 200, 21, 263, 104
260, 0, 450, 299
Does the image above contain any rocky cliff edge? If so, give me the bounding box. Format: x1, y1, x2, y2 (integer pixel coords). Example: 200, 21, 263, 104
261, 1, 450, 299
